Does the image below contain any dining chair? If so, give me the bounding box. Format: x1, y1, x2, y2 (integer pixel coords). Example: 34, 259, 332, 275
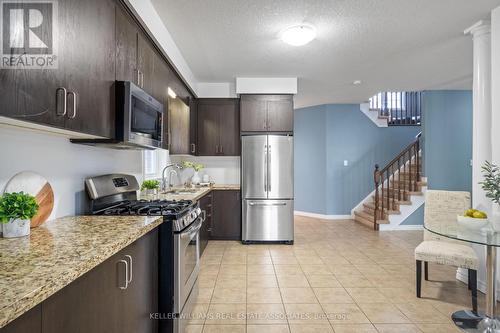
414, 190, 479, 312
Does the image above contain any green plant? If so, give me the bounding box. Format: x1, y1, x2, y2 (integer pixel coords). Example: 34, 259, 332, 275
141, 179, 160, 191
480, 161, 500, 205
0, 192, 39, 224
182, 161, 204, 172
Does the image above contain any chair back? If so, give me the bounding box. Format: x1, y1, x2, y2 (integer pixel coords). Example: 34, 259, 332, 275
423, 190, 471, 243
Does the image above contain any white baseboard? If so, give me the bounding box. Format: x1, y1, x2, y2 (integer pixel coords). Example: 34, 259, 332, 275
379, 224, 423, 231
456, 268, 500, 299
294, 211, 352, 220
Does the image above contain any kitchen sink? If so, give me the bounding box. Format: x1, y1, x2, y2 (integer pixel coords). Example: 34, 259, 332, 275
163, 188, 198, 195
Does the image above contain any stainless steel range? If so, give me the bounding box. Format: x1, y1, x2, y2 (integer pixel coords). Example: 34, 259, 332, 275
85, 174, 204, 333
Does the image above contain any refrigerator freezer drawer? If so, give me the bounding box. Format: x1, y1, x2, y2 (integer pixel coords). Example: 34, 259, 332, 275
243, 199, 294, 242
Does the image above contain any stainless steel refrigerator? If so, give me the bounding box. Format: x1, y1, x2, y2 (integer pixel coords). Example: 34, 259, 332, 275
242, 135, 294, 244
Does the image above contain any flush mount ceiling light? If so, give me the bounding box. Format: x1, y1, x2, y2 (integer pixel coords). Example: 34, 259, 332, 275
167, 87, 177, 99
280, 24, 316, 46
353, 80, 362, 85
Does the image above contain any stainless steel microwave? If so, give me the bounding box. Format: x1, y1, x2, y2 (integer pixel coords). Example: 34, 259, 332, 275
70, 81, 164, 150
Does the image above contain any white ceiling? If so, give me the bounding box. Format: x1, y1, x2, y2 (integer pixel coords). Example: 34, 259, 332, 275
151, 0, 500, 108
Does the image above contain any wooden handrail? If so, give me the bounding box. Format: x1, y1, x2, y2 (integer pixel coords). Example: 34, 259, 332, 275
373, 132, 422, 230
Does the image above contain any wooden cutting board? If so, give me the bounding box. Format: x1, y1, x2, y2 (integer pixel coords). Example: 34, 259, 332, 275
4, 171, 54, 228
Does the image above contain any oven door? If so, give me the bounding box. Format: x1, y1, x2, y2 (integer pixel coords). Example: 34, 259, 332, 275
174, 216, 203, 314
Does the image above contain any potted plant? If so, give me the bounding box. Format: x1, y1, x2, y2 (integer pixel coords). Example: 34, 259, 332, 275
141, 179, 160, 196
0, 192, 39, 238
182, 161, 204, 185
480, 161, 500, 231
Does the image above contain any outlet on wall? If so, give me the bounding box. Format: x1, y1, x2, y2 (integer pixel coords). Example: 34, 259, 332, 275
344, 160, 349, 166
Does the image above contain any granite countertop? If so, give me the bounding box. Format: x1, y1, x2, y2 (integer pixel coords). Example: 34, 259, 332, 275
140, 184, 240, 202
0, 215, 163, 328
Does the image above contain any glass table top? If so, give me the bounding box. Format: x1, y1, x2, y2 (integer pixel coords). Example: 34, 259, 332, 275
424, 223, 500, 247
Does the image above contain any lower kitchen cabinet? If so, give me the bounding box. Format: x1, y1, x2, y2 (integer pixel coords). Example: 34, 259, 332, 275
199, 192, 213, 256
0, 305, 41, 333
1, 229, 159, 333
211, 190, 241, 240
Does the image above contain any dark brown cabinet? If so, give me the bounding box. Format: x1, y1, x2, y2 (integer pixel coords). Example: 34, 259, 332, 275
199, 192, 213, 256
37, 230, 157, 333
0, 305, 41, 333
0, 0, 117, 138
116, 4, 138, 85
168, 97, 191, 154
61, 0, 116, 138
240, 95, 294, 133
196, 99, 240, 156
211, 190, 241, 240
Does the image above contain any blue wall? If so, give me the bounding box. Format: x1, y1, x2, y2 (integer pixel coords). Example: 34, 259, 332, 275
294, 106, 327, 214
295, 104, 421, 215
401, 90, 472, 225
423, 90, 473, 192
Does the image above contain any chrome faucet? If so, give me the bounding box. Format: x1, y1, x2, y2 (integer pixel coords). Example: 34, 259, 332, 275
161, 163, 182, 191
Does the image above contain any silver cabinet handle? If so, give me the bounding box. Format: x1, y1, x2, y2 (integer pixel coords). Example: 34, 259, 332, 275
124, 255, 133, 283
56, 87, 67, 116
136, 69, 140, 86
220, 145, 223, 154
140, 71, 144, 88
67, 91, 77, 119
215, 144, 219, 154
118, 259, 129, 290
201, 210, 206, 222
191, 143, 196, 154
268, 145, 272, 192
264, 144, 268, 191
249, 202, 287, 206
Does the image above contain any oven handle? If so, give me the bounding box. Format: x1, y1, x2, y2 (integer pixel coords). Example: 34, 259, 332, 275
180, 213, 205, 239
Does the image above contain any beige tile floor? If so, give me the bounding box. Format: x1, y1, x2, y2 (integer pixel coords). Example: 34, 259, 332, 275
186, 216, 486, 332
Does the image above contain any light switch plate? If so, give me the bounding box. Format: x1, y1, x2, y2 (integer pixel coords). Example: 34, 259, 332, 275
344, 160, 349, 166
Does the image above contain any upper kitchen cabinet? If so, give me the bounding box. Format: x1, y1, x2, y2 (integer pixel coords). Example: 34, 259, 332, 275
0, 0, 116, 137
61, 0, 116, 137
240, 95, 294, 133
197, 98, 240, 156
116, 4, 138, 85
168, 97, 191, 155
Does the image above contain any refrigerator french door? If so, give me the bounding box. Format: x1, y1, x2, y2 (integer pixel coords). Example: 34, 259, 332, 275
242, 135, 294, 243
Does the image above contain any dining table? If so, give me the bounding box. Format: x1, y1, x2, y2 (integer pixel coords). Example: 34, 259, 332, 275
424, 223, 500, 332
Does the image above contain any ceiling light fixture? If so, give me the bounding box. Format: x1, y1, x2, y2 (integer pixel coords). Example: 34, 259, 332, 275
167, 87, 177, 99
353, 80, 362, 85
280, 24, 316, 46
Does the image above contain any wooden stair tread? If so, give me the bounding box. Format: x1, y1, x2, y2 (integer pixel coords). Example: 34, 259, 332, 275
354, 210, 390, 224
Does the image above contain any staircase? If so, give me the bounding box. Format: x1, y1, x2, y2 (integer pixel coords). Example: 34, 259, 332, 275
353, 133, 426, 230
361, 91, 422, 128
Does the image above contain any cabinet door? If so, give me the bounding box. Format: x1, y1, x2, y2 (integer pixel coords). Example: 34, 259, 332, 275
189, 98, 198, 155
218, 99, 240, 156
116, 4, 138, 84
120, 229, 158, 333
267, 95, 294, 132
61, 0, 116, 137
1, 305, 41, 333
199, 193, 213, 256
240, 95, 268, 132
0, 2, 63, 128
137, 33, 155, 95
168, 97, 190, 154
212, 190, 241, 240
152, 53, 169, 150
42, 251, 123, 332
197, 100, 220, 156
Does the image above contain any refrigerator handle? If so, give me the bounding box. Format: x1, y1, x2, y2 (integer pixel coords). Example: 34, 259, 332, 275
268, 145, 271, 192
264, 144, 268, 192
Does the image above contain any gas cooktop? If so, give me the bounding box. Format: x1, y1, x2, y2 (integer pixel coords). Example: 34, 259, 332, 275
100, 199, 193, 217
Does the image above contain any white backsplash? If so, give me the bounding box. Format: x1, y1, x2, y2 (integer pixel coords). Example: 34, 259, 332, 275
0, 125, 143, 219
170, 155, 240, 184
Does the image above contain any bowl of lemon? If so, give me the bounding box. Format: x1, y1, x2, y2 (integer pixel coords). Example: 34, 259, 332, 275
457, 209, 489, 231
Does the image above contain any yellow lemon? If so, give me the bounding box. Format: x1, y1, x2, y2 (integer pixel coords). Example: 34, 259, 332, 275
465, 209, 476, 217
472, 211, 487, 219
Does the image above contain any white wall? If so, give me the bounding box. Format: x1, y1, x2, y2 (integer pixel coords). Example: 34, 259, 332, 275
0, 126, 143, 219
170, 155, 240, 185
